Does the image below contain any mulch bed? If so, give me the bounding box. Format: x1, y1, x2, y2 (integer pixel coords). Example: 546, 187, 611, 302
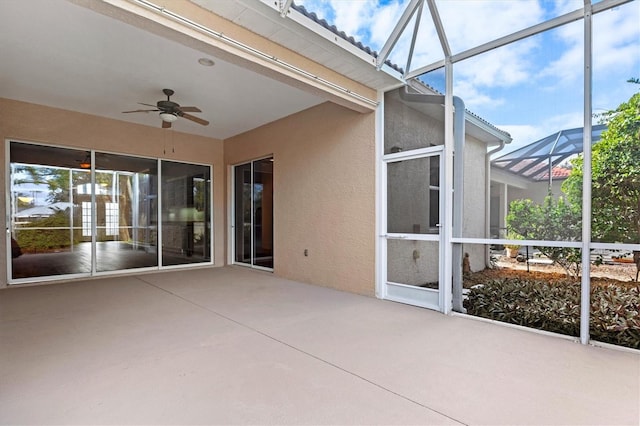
464, 265, 640, 290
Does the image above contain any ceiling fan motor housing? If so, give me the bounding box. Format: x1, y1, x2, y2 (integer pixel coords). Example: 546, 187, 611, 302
157, 100, 179, 111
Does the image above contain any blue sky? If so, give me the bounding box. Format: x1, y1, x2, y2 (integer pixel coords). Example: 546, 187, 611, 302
297, 0, 640, 153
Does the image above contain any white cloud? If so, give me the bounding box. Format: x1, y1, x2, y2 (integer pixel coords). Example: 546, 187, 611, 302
436, 0, 545, 54
455, 79, 504, 109
592, 3, 640, 73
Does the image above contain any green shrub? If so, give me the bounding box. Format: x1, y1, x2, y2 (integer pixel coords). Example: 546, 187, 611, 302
464, 278, 640, 349
15, 211, 78, 252
506, 196, 582, 278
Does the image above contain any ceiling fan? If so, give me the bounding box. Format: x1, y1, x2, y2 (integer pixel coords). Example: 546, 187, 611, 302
123, 88, 209, 128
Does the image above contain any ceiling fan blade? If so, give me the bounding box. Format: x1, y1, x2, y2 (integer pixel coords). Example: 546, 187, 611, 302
180, 112, 209, 126
122, 109, 159, 113
138, 102, 158, 108
178, 106, 202, 113
162, 120, 172, 129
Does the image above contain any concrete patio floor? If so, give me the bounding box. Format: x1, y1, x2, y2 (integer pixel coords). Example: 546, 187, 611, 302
1, 266, 638, 425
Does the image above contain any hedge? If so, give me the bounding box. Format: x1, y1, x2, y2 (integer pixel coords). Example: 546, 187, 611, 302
464, 278, 640, 349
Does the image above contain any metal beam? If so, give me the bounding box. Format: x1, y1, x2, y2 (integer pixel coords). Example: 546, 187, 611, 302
406, 0, 633, 80
377, 0, 423, 69
405, 59, 445, 81
580, 0, 593, 346
404, 1, 424, 76
279, 0, 293, 18
425, 0, 450, 58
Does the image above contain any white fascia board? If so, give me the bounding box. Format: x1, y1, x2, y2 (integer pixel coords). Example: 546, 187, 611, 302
490, 168, 530, 189
256, 0, 378, 67
464, 112, 512, 145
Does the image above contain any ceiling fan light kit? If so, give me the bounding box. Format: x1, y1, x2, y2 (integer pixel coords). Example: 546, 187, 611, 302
159, 112, 178, 122
122, 88, 208, 129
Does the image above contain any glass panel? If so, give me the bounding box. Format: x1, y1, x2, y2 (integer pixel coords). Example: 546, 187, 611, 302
464, 243, 581, 338
95, 153, 158, 272
387, 156, 439, 234
384, 87, 444, 154
387, 240, 439, 287
161, 161, 211, 266
10, 143, 91, 279
234, 163, 252, 265
253, 159, 273, 269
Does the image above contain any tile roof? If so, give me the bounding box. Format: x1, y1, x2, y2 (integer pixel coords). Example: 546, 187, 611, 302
291, 3, 404, 74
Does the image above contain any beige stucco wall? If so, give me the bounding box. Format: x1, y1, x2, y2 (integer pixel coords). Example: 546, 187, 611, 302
462, 135, 490, 272
225, 102, 376, 296
509, 180, 564, 206
0, 98, 225, 288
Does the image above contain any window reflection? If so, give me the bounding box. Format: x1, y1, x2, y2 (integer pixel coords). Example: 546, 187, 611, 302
95, 153, 158, 272
161, 161, 211, 266
9, 142, 212, 281
10, 143, 91, 279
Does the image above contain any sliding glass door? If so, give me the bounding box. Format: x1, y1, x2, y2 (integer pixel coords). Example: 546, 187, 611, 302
7, 141, 212, 283
94, 153, 158, 272
9, 143, 92, 279
233, 158, 273, 269
161, 161, 211, 266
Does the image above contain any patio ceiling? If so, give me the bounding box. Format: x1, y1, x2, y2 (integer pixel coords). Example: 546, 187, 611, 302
0, 0, 400, 141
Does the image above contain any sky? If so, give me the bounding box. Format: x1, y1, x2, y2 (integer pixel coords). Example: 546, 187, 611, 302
297, 0, 640, 153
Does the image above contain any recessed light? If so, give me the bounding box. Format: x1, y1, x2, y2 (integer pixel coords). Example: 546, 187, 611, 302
198, 57, 215, 67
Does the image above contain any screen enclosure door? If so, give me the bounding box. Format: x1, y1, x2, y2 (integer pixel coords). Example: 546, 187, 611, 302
383, 147, 444, 310
233, 157, 273, 270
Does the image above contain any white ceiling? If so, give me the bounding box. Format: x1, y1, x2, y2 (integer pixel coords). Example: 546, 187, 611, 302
0, 0, 347, 140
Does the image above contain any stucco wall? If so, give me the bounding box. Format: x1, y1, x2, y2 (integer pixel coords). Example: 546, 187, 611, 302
225, 102, 376, 296
509, 180, 564, 206
0, 98, 225, 288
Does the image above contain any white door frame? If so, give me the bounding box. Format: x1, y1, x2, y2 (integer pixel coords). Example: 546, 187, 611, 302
379, 145, 445, 311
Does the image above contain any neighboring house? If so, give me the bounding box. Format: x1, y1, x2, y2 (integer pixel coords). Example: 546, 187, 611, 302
490, 125, 606, 237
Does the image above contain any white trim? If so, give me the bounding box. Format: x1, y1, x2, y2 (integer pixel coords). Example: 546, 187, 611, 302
591, 242, 640, 251
382, 145, 444, 162
453, 237, 583, 248
452, 312, 580, 343
381, 143, 444, 311
441, 59, 454, 314
5, 139, 12, 286
375, 91, 384, 299
580, 3, 594, 345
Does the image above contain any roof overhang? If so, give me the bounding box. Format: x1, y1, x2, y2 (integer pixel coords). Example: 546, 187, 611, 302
192, 0, 404, 91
